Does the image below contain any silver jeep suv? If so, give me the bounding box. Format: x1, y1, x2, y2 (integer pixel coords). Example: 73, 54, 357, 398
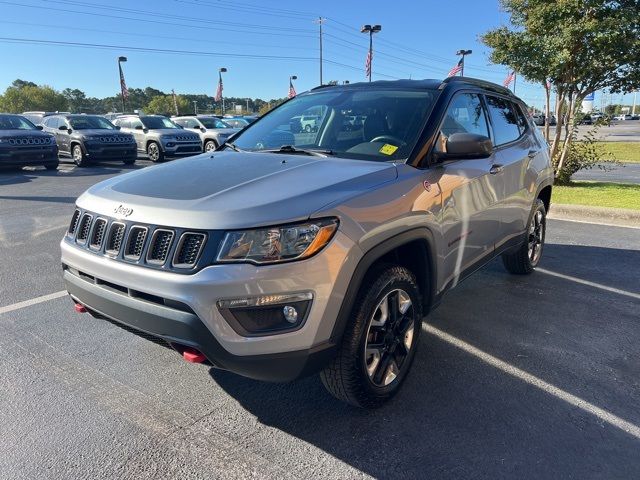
61, 77, 553, 407
172, 115, 240, 152
113, 114, 201, 162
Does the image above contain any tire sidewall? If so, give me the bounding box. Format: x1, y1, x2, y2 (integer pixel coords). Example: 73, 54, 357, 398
72, 145, 84, 166
528, 199, 547, 268
147, 142, 161, 162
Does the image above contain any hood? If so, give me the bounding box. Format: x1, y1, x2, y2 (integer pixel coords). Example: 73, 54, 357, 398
210, 128, 239, 135
77, 151, 398, 229
0, 129, 52, 138
148, 128, 196, 136
71, 129, 128, 137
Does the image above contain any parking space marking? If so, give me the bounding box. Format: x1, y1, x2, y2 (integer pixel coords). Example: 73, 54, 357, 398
0, 290, 67, 315
423, 323, 640, 439
547, 216, 640, 230
537, 268, 640, 300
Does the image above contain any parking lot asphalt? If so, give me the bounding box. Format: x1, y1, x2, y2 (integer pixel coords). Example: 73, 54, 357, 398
1, 162, 639, 479
572, 162, 640, 184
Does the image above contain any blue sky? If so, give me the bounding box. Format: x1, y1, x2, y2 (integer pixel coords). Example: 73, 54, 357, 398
0, 0, 635, 108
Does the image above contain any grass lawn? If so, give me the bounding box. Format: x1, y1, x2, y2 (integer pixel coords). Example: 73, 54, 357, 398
597, 142, 640, 163
552, 181, 640, 210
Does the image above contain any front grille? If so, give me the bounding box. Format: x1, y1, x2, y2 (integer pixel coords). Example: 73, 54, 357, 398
125, 227, 148, 260
105, 222, 125, 255
65, 208, 211, 273
68, 209, 81, 236
173, 233, 206, 267
8, 136, 52, 146
147, 229, 174, 264
76, 214, 93, 243
89, 218, 107, 250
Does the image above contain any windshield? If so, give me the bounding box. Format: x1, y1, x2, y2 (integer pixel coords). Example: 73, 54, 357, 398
68, 115, 116, 130
200, 117, 231, 129
141, 116, 180, 129
0, 114, 37, 130
231, 88, 438, 161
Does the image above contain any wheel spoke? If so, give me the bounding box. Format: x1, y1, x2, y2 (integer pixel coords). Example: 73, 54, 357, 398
365, 343, 384, 378
371, 296, 389, 328
388, 292, 399, 327
382, 358, 400, 386
372, 352, 392, 385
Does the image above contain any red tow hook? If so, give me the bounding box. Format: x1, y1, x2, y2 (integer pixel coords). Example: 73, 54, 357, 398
182, 347, 206, 364
74, 303, 87, 313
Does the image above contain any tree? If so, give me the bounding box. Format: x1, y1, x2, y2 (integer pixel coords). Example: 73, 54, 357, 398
482, 0, 640, 183
145, 94, 190, 115
0, 83, 68, 113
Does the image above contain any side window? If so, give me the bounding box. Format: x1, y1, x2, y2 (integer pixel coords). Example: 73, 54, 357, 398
44, 117, 55, 128
174, 119, 186, 127
435, 93, 489, 153
485, 96, 521, 145
185, 119, 199, 128
513, 103, 529, 135
130, 119, 143, 129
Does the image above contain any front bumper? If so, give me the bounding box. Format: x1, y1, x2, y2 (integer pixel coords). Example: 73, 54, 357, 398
60, 231, 361, 380
0, 146, 58, 166
84, 144, 137, 160
162, 142, 202, 157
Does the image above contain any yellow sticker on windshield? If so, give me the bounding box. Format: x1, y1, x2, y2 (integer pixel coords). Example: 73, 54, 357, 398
379, 144, 398, 155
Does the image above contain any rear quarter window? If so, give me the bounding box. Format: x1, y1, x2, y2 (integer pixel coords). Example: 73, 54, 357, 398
485, 96, 521, 146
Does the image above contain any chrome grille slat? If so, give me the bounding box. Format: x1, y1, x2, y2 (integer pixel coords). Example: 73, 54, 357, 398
89, 218, 107, 250
147, 229, 174, 264
173, 233, 206, 268
68, 209, 81, 236
105, 222, 126, 255
76, 214, 93, 243
124, 226, 148, 260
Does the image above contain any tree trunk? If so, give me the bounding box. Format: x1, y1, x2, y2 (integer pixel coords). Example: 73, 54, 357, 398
543, 83, 551, 141
555, 92, 584, 183
550, 89, 565, 161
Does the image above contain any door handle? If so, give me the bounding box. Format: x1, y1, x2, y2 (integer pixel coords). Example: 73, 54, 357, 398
528, 150, 538, 158
489, 164, 504, 174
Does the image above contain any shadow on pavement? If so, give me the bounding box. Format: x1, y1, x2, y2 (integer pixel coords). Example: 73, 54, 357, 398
210, 243, 640, 479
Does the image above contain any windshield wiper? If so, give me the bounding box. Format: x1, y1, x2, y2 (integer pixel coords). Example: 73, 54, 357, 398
223, 142, 243, 152
265, 145, 334, 157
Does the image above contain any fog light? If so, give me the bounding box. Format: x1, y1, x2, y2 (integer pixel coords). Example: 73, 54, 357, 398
283, 305, 298, 323
217, 292, 312, 336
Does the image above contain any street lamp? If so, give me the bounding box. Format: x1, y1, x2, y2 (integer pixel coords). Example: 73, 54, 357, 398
117, 56, 127, 113
219, 67, 227, 114
361, 24, 382, 82
192, 100, 198, 115
455, 49, 472, 77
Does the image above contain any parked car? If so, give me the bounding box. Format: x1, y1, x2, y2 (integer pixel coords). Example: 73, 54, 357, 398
22, 111, 71, 126
41, 114, 136, 167
61, 77, 553, 407
614, 114, 633, 121
531, 114, 545, 126
0, 113, 58, 170
578, 114, 593, 125
113, 115, 201, 162
172, 115, 239, 152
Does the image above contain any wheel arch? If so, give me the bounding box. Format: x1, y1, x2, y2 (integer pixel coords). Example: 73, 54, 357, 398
537, 183, 553, 213
330, 228, 437, 344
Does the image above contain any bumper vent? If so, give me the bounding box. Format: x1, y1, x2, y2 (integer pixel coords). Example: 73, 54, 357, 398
76, 214, 93, 243
147, 229, 174, 264
173, 233, 206, 267
65, 208, 211, 273
125, 227, 148, 260
89, 218, 107, 250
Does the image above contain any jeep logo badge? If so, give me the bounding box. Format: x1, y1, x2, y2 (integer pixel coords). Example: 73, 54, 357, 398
113, 204, 134, 217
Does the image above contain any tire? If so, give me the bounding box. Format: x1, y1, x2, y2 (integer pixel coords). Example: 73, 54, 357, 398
147, 141, 164, 162
502, 198, 546, 275
123, 158, 136, 165
320, 264, 423, 408
71, 144, 88, 167
44, 162, 59, 171
204, 140, 218, 152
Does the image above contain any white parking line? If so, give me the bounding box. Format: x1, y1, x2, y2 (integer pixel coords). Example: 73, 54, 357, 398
0, 290, 68, 315
423, 323, 640, 440
537, 268, 640, 300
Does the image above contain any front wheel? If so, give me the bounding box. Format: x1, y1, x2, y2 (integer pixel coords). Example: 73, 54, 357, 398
147, 141, 164, 162
72, 145, 88, 167
204, 140, 218, 152
502, 198, 546, 274
320, 265, 422, 408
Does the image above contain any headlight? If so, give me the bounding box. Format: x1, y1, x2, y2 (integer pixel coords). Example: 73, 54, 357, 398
162, 136, 176, 142
216, 218, 338, 265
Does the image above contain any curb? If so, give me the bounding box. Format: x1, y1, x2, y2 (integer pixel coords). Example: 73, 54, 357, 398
549, 203, 640, 227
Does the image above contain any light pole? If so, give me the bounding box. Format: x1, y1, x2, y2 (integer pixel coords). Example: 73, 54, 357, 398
218, 67, 227, 114
192, 100, 198, 115
117, 56, 127, 113
455, 49, 472, 77
361, 24, 381, 82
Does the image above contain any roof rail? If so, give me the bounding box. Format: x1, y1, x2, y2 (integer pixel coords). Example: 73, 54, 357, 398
441, 76, 515, 96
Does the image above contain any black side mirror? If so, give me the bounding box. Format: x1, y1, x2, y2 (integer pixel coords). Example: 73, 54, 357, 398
200, 127, 206, 132
115, 125, 121, 130
36, 125, 43, 130
134, 125, 143, 130
436, 133, 493, 161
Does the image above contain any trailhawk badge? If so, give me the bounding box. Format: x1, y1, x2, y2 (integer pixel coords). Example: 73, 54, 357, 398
113, 204, 134, 217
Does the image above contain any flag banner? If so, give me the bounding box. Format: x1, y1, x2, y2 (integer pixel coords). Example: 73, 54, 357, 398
119, 63, 129, 99
288, 79, 296, 99
503, 71, 516, 87
447, 58, 463, 77
365, 50, 372, 78
215, 72, 223, 102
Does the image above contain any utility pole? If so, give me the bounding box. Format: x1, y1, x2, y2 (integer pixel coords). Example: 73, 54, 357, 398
315, 17, 324, 85
246, 98, 249, 113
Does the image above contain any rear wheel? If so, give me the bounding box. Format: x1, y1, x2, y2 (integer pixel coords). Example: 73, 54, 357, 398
147, 141, 164, 162
320, 265, 422, 408
72, 144, 88, 167
502, 198, 546, 274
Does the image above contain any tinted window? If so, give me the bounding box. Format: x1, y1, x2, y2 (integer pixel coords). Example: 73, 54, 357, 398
68, 115, 116, 130
141, 116, 179, 129
0, 114, 37, 130
513, 103, 529, 134
440, 93, 489, 137
486, 96, 521, 145
44, 117, 58, 128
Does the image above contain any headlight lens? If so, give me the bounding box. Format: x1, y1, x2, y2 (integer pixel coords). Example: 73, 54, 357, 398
216, 218, 338, 265
162, 135, 176, 142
